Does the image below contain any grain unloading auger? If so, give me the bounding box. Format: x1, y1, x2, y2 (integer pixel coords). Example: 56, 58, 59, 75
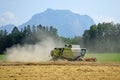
50, 45, 96, 62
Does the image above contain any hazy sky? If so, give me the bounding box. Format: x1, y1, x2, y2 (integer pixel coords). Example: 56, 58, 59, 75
0, 0, 120, 26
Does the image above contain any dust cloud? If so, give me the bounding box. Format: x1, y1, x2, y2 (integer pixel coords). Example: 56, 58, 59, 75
5, 37, 64, 62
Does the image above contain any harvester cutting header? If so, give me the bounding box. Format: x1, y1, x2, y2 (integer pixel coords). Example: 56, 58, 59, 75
50, 44, 96, 62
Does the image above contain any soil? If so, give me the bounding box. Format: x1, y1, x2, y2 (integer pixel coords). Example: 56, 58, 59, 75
0, 61, 120, 80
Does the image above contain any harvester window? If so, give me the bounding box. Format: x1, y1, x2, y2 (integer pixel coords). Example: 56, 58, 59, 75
80, 49, 86, 57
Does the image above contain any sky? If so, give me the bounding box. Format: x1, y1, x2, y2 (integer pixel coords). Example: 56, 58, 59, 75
0, 0, 120, 26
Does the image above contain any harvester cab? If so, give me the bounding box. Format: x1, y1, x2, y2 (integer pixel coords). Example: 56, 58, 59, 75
50, 44, 87, 61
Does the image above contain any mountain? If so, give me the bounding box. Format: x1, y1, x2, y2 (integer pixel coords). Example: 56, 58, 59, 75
19, 9, 95, 37
0, 9, 95, 37
0, 24, 15, 33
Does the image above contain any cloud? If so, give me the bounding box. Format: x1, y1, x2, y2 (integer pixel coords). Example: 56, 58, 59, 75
3, 12, 17, 20
94, 16, 115, 24
0, 11, 18, 26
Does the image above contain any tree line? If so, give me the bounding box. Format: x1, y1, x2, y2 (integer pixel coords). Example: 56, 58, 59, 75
0, 25, 58, 54
0, 22, 120, 54
83, 22, 120, 52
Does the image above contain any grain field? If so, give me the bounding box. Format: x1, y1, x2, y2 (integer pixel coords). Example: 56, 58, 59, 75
0, 61, 120, 80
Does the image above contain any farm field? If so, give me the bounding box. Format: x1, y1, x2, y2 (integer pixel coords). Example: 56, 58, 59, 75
0, 61, 120, 80
0, 54, 120, 80
0, 55, 5, 60
85, 53, 120, 62
0, 53, 120, 62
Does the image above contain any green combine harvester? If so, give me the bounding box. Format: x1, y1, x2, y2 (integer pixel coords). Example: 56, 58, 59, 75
50, 44, 96, 61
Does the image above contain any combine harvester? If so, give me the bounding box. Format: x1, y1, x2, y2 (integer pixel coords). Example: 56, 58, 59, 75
50, 44, 96, 62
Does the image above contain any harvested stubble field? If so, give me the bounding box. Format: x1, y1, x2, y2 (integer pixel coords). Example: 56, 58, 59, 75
0, 61, 120, 80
